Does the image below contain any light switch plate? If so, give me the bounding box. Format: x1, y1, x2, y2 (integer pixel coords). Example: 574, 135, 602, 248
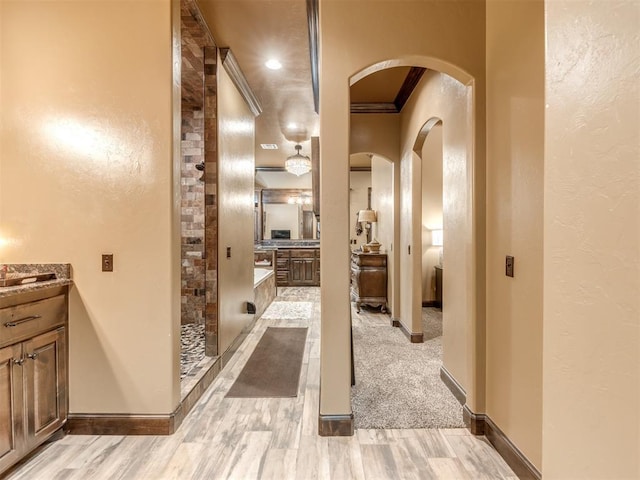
506, 255, 514, 277
102, 254, 113, 272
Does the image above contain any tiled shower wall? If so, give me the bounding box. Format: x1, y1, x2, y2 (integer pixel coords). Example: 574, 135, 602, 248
204, 46, 218, 356
181, 108, 205, 325
180, 0, 217, 356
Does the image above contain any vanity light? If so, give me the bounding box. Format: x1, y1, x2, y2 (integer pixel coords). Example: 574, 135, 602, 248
285, 144, 311, 176
265, 58, 282, 70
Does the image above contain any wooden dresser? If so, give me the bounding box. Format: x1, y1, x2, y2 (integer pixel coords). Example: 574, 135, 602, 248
0, 284, 69, 475
350, 252, 387, 313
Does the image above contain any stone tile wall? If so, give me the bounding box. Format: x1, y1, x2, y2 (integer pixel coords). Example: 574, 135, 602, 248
181, 108, 205, 325
204, 45, 218, 356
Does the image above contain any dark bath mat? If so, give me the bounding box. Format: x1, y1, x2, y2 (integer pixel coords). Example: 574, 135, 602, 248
225, 327, 308, 398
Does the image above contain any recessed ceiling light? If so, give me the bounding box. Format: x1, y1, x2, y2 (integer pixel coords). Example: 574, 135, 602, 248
260, 144, 278, 150
265, 59, 282, 70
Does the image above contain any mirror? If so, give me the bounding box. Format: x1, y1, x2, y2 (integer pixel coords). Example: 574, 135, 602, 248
256, 189, 319, 241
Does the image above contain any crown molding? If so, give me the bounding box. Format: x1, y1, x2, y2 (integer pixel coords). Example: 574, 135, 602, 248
219, 48, 262, 117
350, 102, 399, 114
307, 0, 319, 114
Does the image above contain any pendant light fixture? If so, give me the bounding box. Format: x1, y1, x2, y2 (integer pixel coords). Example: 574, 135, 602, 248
285, 144, 312, 176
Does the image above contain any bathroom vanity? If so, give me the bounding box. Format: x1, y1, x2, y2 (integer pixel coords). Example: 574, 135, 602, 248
0, 266, 71, 475
255, 241, 320, 287
275, 246, 320, 287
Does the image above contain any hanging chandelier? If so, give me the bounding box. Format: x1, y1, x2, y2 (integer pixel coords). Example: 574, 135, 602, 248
285, 144, 311, 176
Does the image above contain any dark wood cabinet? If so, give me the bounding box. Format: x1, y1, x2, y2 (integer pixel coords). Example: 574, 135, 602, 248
0, 287, 68, 476
434, 265, 443, 309
350, 252, 387, 313
276, 247, 320, 286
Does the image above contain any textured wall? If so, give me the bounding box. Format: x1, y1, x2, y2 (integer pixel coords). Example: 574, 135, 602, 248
0, 0, 180, 413
543, 1, 639, 477
216, 55, 256, 355
420, 123, 443, 303
485, 0, 544, 469
349, 171, 372, 250
371, 156, 395, 313
400, 72, 474, 394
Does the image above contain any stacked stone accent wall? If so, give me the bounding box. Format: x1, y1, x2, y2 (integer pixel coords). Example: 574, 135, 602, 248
204, 46, 218, 356
180, 108, 205, 325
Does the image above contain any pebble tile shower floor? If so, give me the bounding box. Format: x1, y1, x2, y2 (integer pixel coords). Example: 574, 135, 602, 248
181, 323, 205, 380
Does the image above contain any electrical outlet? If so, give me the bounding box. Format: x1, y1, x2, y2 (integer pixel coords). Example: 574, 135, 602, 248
102, 254, 113, 272
506, 255, 514, 277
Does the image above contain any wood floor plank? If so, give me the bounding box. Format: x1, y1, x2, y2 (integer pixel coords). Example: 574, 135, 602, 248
427, 457, 473, 479
260, 448, 297, 480
295, 435, 330, 480
444, 433, 515, 480
157, 442, 207, 480
218, 430, 272, 479
327, 437, 366, 480
360, 444, 401, 480
389, 436, 439, 479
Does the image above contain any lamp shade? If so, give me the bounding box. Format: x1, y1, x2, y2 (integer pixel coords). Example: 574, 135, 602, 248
431, 229, 443, 246
357, 209, 377, 223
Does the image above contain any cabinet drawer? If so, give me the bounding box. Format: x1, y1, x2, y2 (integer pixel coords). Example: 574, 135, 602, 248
0, 295, 67, 347
290, 249, 315, 259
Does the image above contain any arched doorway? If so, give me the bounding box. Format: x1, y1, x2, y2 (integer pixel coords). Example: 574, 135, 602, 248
341, 60, 481, 430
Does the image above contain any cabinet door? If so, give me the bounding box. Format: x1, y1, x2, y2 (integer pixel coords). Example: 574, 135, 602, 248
0, 343, 25, 473
291, 259, 315, 285
23, 327, 67, 449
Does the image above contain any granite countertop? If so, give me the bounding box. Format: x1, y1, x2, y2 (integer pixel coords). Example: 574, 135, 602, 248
0, 264, 73, 299
256, 241, 320, 249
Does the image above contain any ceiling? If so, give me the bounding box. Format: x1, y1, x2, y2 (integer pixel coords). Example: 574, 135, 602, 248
193, 0, 424, 169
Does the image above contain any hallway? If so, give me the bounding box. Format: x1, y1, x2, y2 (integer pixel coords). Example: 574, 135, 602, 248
7, 288, 515, 479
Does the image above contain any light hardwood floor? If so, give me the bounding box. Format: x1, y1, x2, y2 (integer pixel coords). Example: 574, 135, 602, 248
6, 287, 516, 479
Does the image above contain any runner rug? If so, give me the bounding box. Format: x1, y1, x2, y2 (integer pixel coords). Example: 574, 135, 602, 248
225, 327, 308, 398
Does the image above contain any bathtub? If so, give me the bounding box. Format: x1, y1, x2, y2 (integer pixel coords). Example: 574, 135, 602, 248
253, 267, 276, 318
254, 267, 273, 287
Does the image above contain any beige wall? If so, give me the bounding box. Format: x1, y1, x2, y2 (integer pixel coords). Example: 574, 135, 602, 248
371, 155, 395, 313
400, 71, 474, 394
543, 1, 639, 477
420, 123, 443, 302
320, 0, 486, 416
217, 59, 256, 354
349, 170, 372, 250
485, 0, 544, 469
0, 0, 180, 413
350, 114, 400, 161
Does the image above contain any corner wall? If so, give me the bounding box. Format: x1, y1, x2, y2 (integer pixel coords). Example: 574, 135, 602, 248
371, 156, 395, 313
0, 0, 180, 413
543, 1, 639, 477
216, 55, 256, 354
485, 0, 544, 469
420, 123, 443, 303
400, 71, 474, 395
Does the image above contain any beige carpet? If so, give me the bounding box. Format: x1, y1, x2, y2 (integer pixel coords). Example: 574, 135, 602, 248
225, 326, 308, 398
351, 306, 465, 429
